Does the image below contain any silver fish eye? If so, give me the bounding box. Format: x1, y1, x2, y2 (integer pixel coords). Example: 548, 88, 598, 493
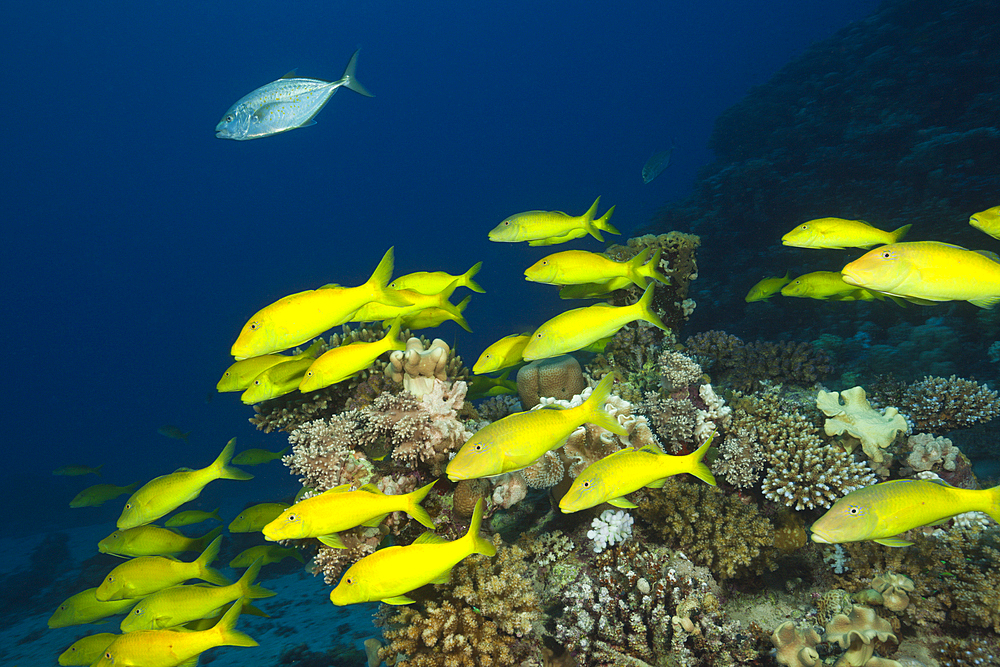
225, 114, 234, 122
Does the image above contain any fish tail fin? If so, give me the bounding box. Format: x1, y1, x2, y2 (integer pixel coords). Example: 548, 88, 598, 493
580, 374, 629, 437
237, 558, 277, 599
625, 247, 653, 289
450, 296, 474, 332
406, 480, 437, 529
208, 507, 222, 521
640, 248, 671, 286
636, 283, 670, 332
465, 499, 497, 557
683, 433, 717, 486
124, 481, 141, 492
340, 49, 374, 97
366, 247, 411, 307
384, 316, 406, 351
594, 203, 620, 235
581, 196, 605, 242
890, 223, 912, 243
192, 526, 225, 553
214, 600, 259, 648
463, 261, 486, 293
986, 484, 1000, 524
95, 463, 104, 476
213, 438, 255, 481
195, 537, 234, 586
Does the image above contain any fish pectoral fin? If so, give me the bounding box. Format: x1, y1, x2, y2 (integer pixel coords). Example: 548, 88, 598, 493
429, 569, 452, 585
606, 497, 639, 509
381, 595, 416, 605
873, 537, 914, 547
360, 513, 389, 528
969, 295, 1000, 309
644, 478, 667, 489
318, 533, 347, 549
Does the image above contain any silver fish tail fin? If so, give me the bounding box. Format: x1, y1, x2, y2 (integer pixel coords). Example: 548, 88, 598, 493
340, 49, 374, 97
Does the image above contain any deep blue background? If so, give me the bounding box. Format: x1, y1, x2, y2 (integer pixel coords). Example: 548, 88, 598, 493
2, 0, 880, 536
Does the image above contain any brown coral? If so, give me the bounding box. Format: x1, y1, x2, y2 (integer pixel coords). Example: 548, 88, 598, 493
824, 605, 896, 667
516, 355, 586, 409
771, 621, 821, 667
685, 331, 832, 393
897, 375, 1000, 434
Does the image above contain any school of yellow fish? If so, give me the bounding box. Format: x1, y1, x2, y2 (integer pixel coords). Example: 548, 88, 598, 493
50, 200, 1000, 666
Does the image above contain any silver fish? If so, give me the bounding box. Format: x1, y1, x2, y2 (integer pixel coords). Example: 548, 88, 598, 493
216, 49, 373, 140
641, 143, 675, 183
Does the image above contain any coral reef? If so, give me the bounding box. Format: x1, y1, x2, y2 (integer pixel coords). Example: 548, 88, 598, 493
387, 337, 468, 397
685, 331, 832, 392
896, 375, 1000, 435
516, 355, 587, 409
817, 386, 909, 464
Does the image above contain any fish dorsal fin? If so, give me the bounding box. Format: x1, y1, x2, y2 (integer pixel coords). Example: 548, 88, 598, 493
412, 531, 448, 546
322, 484, 353, 494
280, 70, 298, 79
637, 443, 664, 455
359, 483, 384, 495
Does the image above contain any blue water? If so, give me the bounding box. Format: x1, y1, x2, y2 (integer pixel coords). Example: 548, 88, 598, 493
2, 1, 879, 535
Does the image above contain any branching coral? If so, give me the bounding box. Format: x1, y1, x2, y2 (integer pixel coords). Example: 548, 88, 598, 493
635, 478, 778, 580
659, 349, 705, 392
685, 331, 832, 393
376, 536, 544, 666
897, 375, 1000, 434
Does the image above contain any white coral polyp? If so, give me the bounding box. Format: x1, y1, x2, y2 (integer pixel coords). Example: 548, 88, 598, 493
587, 509, 634, 553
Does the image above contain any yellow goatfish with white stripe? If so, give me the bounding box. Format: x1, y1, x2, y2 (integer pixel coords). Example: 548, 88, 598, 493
522, 283, 668, 361
299, 318, 406, 393
230, 247, 410, 360
263, 480, 436, 544
93, 599, 257, 667
99, 526, 223, 558
489, 196, 619, 246
446, 374, 627, 481
96, 536, 231, 601
525, 247, 669, 289
810, 478, 1000, 547
559, 435, 717, 513
841, 241, 1000, 308
117, 439, 253, 530
330, 499, 495, 605
781, 217, 911, 250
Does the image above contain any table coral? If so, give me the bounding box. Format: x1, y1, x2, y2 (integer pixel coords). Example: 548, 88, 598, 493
817, 386, 909, 464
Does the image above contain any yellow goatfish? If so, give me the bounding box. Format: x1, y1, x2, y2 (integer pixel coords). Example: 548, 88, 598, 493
229, 544, 305, 568
351, 281, 464, 324
70, 482, 139, 508
120, 559, 274, 632
841, 241, 1000, 308
263, 480, 436, 544
780, 271, 878, 301
781, 217, 911, 250
58, 633, 119, 666
164, 508, 222, 528
53, 464, 103, 476
446, 374, 627, 481
48, 589, 139, 628
93, 600, 257, 667
230, 246, 410, 360
400, 294, 473, 332
117, 439, 253, 530
299, 317, 406, 392
525, 248, 669, 290
240, 355, 315, 404
228, 502, 290, 533
99, 526, 223, 558
969, 205, 1000, 239
558, 278, 633, 299
390, 261, 485, 294
330, 498, 495, 605
489, 196, 619, 246
96, 536, 231, 601
522, 283, 668, 361
559, 436, 717, 513
811, 478, 1000, 547
472, 333, 531, 374
217, 341, 322, 392
745, 271, 791, 302
232, 446, 289, 465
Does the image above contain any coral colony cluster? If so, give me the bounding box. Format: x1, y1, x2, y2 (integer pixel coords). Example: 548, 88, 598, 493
238, 229, 1000, 667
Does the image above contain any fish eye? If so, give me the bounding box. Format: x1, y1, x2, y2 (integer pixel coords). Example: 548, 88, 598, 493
287, 514, 297, 521
582, 481, 591, 488
254, 379, 261, 385
881, 251, 891, 258
849, 506, 860, 515
225, 114, 234, 122
474, 444, 484, 452
345, 577, 354, 585
124, 503, 131, 509
250, 322, 258, 330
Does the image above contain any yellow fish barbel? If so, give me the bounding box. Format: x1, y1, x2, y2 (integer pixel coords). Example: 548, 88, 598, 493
330, 498, 495, 606
446, 374, 627, 481
522, 283, 668, 361
230, 246, 410, 360
488, 196, 619, 246
96, 536, 231, 601
390, 261, 485, 294
841, 241, 1000, 308
559, 436, 717, 513
745, 271, 791, 302
472, 333, 531, 374
525, 247, 669, 290
93, 600, 257, 667
263, 480, 436, 544
117, 439, 253, 530
969, 205, 1000, 239
299, 316, 406, 392
781, 217, 911, 250
120, 559, 274, 632
811, 478, 1000, 547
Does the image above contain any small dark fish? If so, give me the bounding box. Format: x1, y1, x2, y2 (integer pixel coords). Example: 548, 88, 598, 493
642, 143, 675, 183
157, 425, 190, 443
